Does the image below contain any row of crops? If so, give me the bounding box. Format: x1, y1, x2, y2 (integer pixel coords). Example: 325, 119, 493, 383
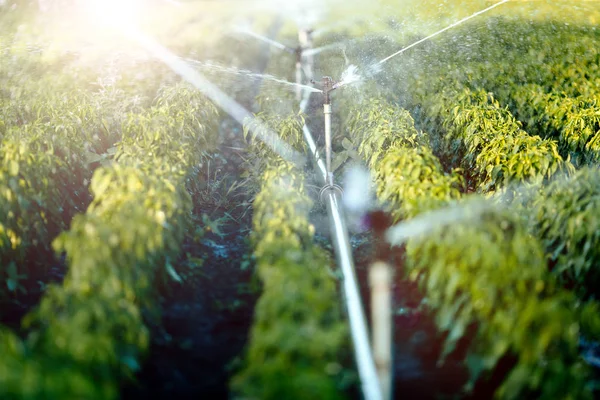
0, 3, 235, 397
388, 17, 600, 301
338, 95, 600, 398
0, 37, 221, 395
227, 14, 600, 393
1, 1, 358, 398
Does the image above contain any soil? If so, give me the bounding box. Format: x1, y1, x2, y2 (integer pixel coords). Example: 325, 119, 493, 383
122, 223, 257, 400
122, 112, 259, 400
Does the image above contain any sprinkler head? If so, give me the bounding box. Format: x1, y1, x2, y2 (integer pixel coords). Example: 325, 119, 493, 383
311, 76, 339, 104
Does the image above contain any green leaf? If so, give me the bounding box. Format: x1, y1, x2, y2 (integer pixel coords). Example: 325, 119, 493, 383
165, 261, 182, 283
8, 160, 19, 176
331, 152, 349, 172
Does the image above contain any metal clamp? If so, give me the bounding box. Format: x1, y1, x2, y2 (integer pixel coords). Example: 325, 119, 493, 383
319, 183, 344, 204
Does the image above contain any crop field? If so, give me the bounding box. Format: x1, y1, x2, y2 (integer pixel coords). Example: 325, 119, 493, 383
1, 0, 600, 399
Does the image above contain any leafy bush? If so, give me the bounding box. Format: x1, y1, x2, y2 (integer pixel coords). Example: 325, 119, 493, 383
345, 98, 463, 219
0, 124, 89, 298
511, 84, 600, 166
527, 167, 600, 299
431, 88, 569, 192
375, 146, 464, 219
0, 84, 218, 398
405, 210, 599, 399
345, 98, 428, 168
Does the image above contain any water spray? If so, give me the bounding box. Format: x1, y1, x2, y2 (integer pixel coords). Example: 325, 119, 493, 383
236, 27, 342, 101
376, 0, 510, 66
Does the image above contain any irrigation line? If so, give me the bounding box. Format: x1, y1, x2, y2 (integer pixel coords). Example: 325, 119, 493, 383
377, 0, 510, 65
300, 89, 383, 400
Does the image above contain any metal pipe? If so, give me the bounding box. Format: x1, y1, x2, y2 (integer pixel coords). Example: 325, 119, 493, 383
302, 119, 383, 400
369, 260, 393, 400
324, 103, 333, 186
295, 61, 302, 102
299, 28, 314, 82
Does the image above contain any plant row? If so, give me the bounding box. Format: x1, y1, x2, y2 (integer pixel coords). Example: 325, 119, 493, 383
0, 36, 172, 300
415, 85, 570, 193
387, 19, 600, 300
0, 83, 218, 399
508, 84, 600, 166
519, 167, 600, 301
384, 18, 599, 177
343, 97, 463, 220
342, 96, 600, 398
404, 209, 600, 399
376, 17, 600, 302
231, 113, 350, 399
394, 18, 600, 103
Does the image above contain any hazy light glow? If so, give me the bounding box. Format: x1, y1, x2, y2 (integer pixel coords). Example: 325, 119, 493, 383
385, 199, 495, 246
81, 0, 142, 29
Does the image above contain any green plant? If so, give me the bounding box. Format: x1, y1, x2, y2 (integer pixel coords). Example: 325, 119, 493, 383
0, 83, 219, 399
510, 84, 600, 166
345, 98, 463, 220
405, 210, 599, 399
431, 88, 569, 193
527, 167, 600, 300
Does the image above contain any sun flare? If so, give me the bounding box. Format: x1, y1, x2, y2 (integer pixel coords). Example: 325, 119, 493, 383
80, 0, 142, 29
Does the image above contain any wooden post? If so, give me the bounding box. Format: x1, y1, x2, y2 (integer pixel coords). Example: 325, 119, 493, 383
369, 210, 394, 400
369, 260, 392, 400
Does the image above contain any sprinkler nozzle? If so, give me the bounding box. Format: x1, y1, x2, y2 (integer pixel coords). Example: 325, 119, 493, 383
311, 76, 339, 104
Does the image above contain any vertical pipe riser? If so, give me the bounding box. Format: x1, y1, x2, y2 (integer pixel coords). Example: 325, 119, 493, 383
302, 120, 382, 400
299, 35, 382, 400
324, 104, 333, 186
295, 61, 302, 101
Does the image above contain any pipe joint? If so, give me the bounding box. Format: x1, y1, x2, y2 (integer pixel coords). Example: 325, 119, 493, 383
319, 183, 344, 204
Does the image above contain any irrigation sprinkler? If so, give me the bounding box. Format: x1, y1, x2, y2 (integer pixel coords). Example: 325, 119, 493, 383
237, 27, 342, 101
236, 31, 307, 101
299, 60, 380, 400
237, 27, 351, 103
311, 75, 345, 202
